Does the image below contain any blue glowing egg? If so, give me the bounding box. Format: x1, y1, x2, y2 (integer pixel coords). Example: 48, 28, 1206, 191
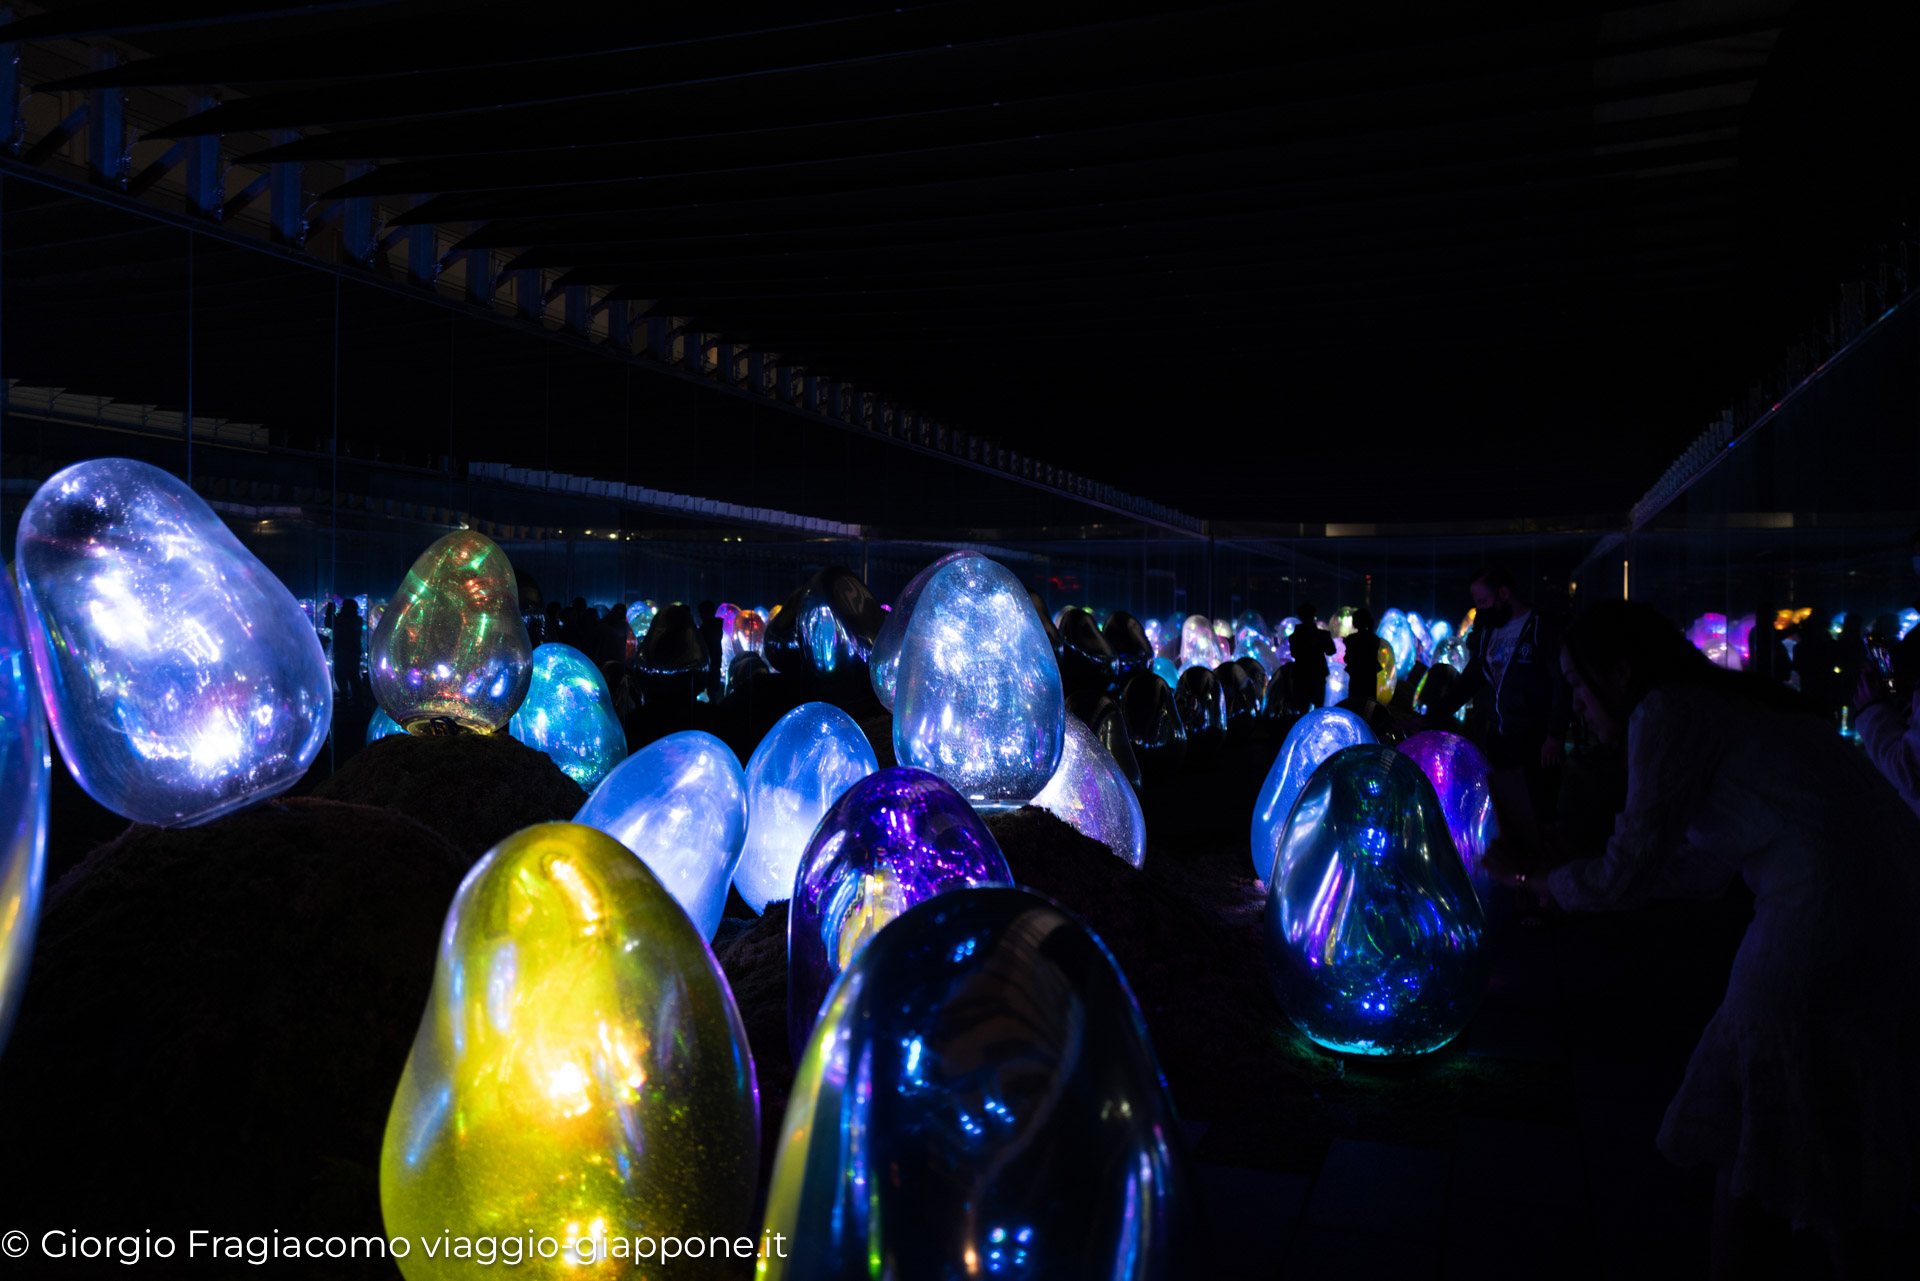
1379, 609, 1416, 685
1263, 744, 1488, 1056
1, 574, 50, 1056
1250, 706, 1375, 879
1151, 655, 1180, 689
14, 458, 332, 826
575, 730, 746, 937
870, 551, 982, 711
1032, 712, 1147, 867
788, 767, 1011, 1056
762, 887, 1193, 1280
507, 643, 628, 790
365, 706, 406, 745
892, 556, 1065, 810
1397, 730, 1498, 894
626, 598, 657, 636
764, 567, 885, 701
733, 701, 879, 914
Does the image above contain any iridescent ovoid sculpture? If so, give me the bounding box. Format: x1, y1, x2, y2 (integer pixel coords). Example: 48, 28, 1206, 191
626, 598, 657, 637
1212, 617, 1235, 654
1065, 690, 1143, 793
14, 458, 332, 826
1379, 609, 1416, 687
1101, 610, 1155, 682
763, 887, 1191, 1281
1151, 655, 1180, 689
1119, 670, 1187, 782
380, 823, 758, 1279
765, 566, 885, 700
1273, 617, 1299, 668
366, 707, 406, 745
1179, 614, 1223, 672
507, 644, 628, 790
1250, 706, 1375, 880
893, 556, 1065, 810
1032, 713, 1148, 867
1, 577, 50, 1057
1397, 730, 1497, 894
574, 731, 747, 938
1174, 665, 1226, 751
1686, 612, 1732, 669
1055, 606, 1116, 694
1236, 625, 1281, 677
732, 702, 879, 914
1263, 745, 1488, 1056
1235, 655, 1269, 708
1142, 616, 1166, 656
1215, 660, 1257, 724
369, 530, 531, 734
870, 552, 980, 710
787, 767, 1012, 1056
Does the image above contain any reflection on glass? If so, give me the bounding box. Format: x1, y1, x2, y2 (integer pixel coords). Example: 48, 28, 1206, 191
507, 644, 628, 790
1250, 707, 1375, 880
0, 576, 49, 1057
1032, 713, 1148, 867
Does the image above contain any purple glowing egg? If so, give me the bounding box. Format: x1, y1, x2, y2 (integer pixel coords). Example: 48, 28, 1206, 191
787, 767, 1012, 1057
1396, 730, 1498, 892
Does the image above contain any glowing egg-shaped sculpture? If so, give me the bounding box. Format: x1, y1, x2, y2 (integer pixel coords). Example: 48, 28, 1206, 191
1685, 612, 1731, 668
1179, 614, 1223, 672
871, 552, 979, 711
1142, 616, 1166, 656
380, 823, 758, 1278
1031, 714, 1147, 867
1379, 609, 1416, 688
1, 577, 50, 1056
732, 702, 878, 914
763, 887, 1191, 1280
1174, 665, 1227, 751
1250, 706, 1375, 880
1054, 606, 1116, 695
507, 644, 628, 790
1397, 730, 1497, 892
625, 598, 657, 637
635, 603, 708, 682
1274, 617, 1299, 667
787, 767, 1011, 1055
1101, 610, 1154, 682
368, 530, 531, 734
1212, 617, 1234, 654
1065, 690, 1142, 793
1151, 655, 1180, 689
574, 731, 747, 938
1263, 745, 1488, 1056
1119, 670, 1187, 781
765, 566, 884, 699
1215, 660, 1257, 723
1374, 639, 1399, 703
366, 706, 406, 745
892, 556, 1065, 810
14, 458, 332, 826
1236, 625, 1281, 677
1234, 655, 1270, 708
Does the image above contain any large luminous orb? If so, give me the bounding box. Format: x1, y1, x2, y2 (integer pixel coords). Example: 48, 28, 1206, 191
1379, 609, 1416, 685
762, 887, 1191, 1281
366, 706, 406, 745
1031, 714, 1147, 867
14, 458, 332, 826
380, 823, 758, 1278
892, 556, 1065, 810
574, 731, 747, 938
625, 598, 657, 637
1263, 745, 1488, 1056
1178, 613, 1223, 672
1250, 706, 1375, 879
870, 552, 979, 711
765, 567, 885, 696
369, 530, 531, 734
1, 577, 50, 1056
1397, 730, 1498, 894
1119, 670, 1187, 781
787, 767, 1012, 1056
1174, 665, 1227, 751
733, 702, 879, 914
507, 644, 628, 790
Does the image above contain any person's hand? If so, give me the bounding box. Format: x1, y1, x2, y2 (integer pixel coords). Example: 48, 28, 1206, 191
1856, 670, 1895, 712
1541, 737, 1565, 769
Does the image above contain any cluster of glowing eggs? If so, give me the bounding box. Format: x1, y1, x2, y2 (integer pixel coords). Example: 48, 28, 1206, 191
1397, 730, 1498, 893
1031, 714, 1147, 867
379, 823, 758, 1279
870, 552, 978, 710
1264, 745, 1488, 1056
370, 530, 532, 733
732, 702, 879, 914
761, 887, 1192, 1279
1251, 707, 1375, 879
507, 644, 628, 789
892, 555, 1065, 809
574, 731, 747, 938
0, 578, 49, 1057
14, 458, 332, 826
787, 767, 1013, 1056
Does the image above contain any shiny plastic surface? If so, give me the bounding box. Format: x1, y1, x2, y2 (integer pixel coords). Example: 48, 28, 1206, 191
1250, 707, 1375, 879
1173, 665, 1226, 751
1055, 606, 1117, 694
1151, 655, 1180, 689
634, 603, 709, 679
1379, 609, 1417, 687
764, 566, 884, 697
507, 643, 628, 790
380, 823, 758, 1278
1102, 610, 1155, 682
762, 887, 1190, 1281
1031, 714, 1148, 867
1178, 613, 1223, 672
732, 702, 879, 914
1119, 671, 1187, 781
366, 706, 406, 744
892, 556, 1065, 810
625, 598, 657, 637
369, 530, 531, 734
1263, 745, 1488, 1056
1215, 660, 1257, 722
0, 577, 49, 1056
870, 552, 978, 710
1397, 730, 1498, 893
574, 730, 747, 938
787, 767, 1011, 1056
15, 458, 333, 825
1066, 690, 1143, 793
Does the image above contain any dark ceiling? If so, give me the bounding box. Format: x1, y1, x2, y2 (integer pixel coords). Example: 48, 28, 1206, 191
4, 0, 1914, 524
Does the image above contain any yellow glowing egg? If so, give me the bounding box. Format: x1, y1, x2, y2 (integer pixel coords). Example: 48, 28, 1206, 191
380, 823, 759, 1279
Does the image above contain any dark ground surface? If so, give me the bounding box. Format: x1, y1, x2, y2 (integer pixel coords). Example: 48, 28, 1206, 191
2, 713, 1769, 1279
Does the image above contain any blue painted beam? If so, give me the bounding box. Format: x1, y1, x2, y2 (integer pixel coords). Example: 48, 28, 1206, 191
86, 49, 124, 187
268, 128, 301, 243
182, 90, 221, 217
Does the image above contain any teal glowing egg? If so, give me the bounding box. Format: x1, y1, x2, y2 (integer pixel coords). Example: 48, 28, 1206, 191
366, 707, 406, 745
1151, 655, 1180, 689
574, 730, 747, 937
14, 458, 332, 826
506, 643, 628, 790
1250, 706, 1375, 879
732, 702, 879, 914
0, 574, 50, 1056
1263, 744, 1488, 1056
1031, 713, 1147, 867
892, 556, 1064, 810
870, 551, 980, 711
